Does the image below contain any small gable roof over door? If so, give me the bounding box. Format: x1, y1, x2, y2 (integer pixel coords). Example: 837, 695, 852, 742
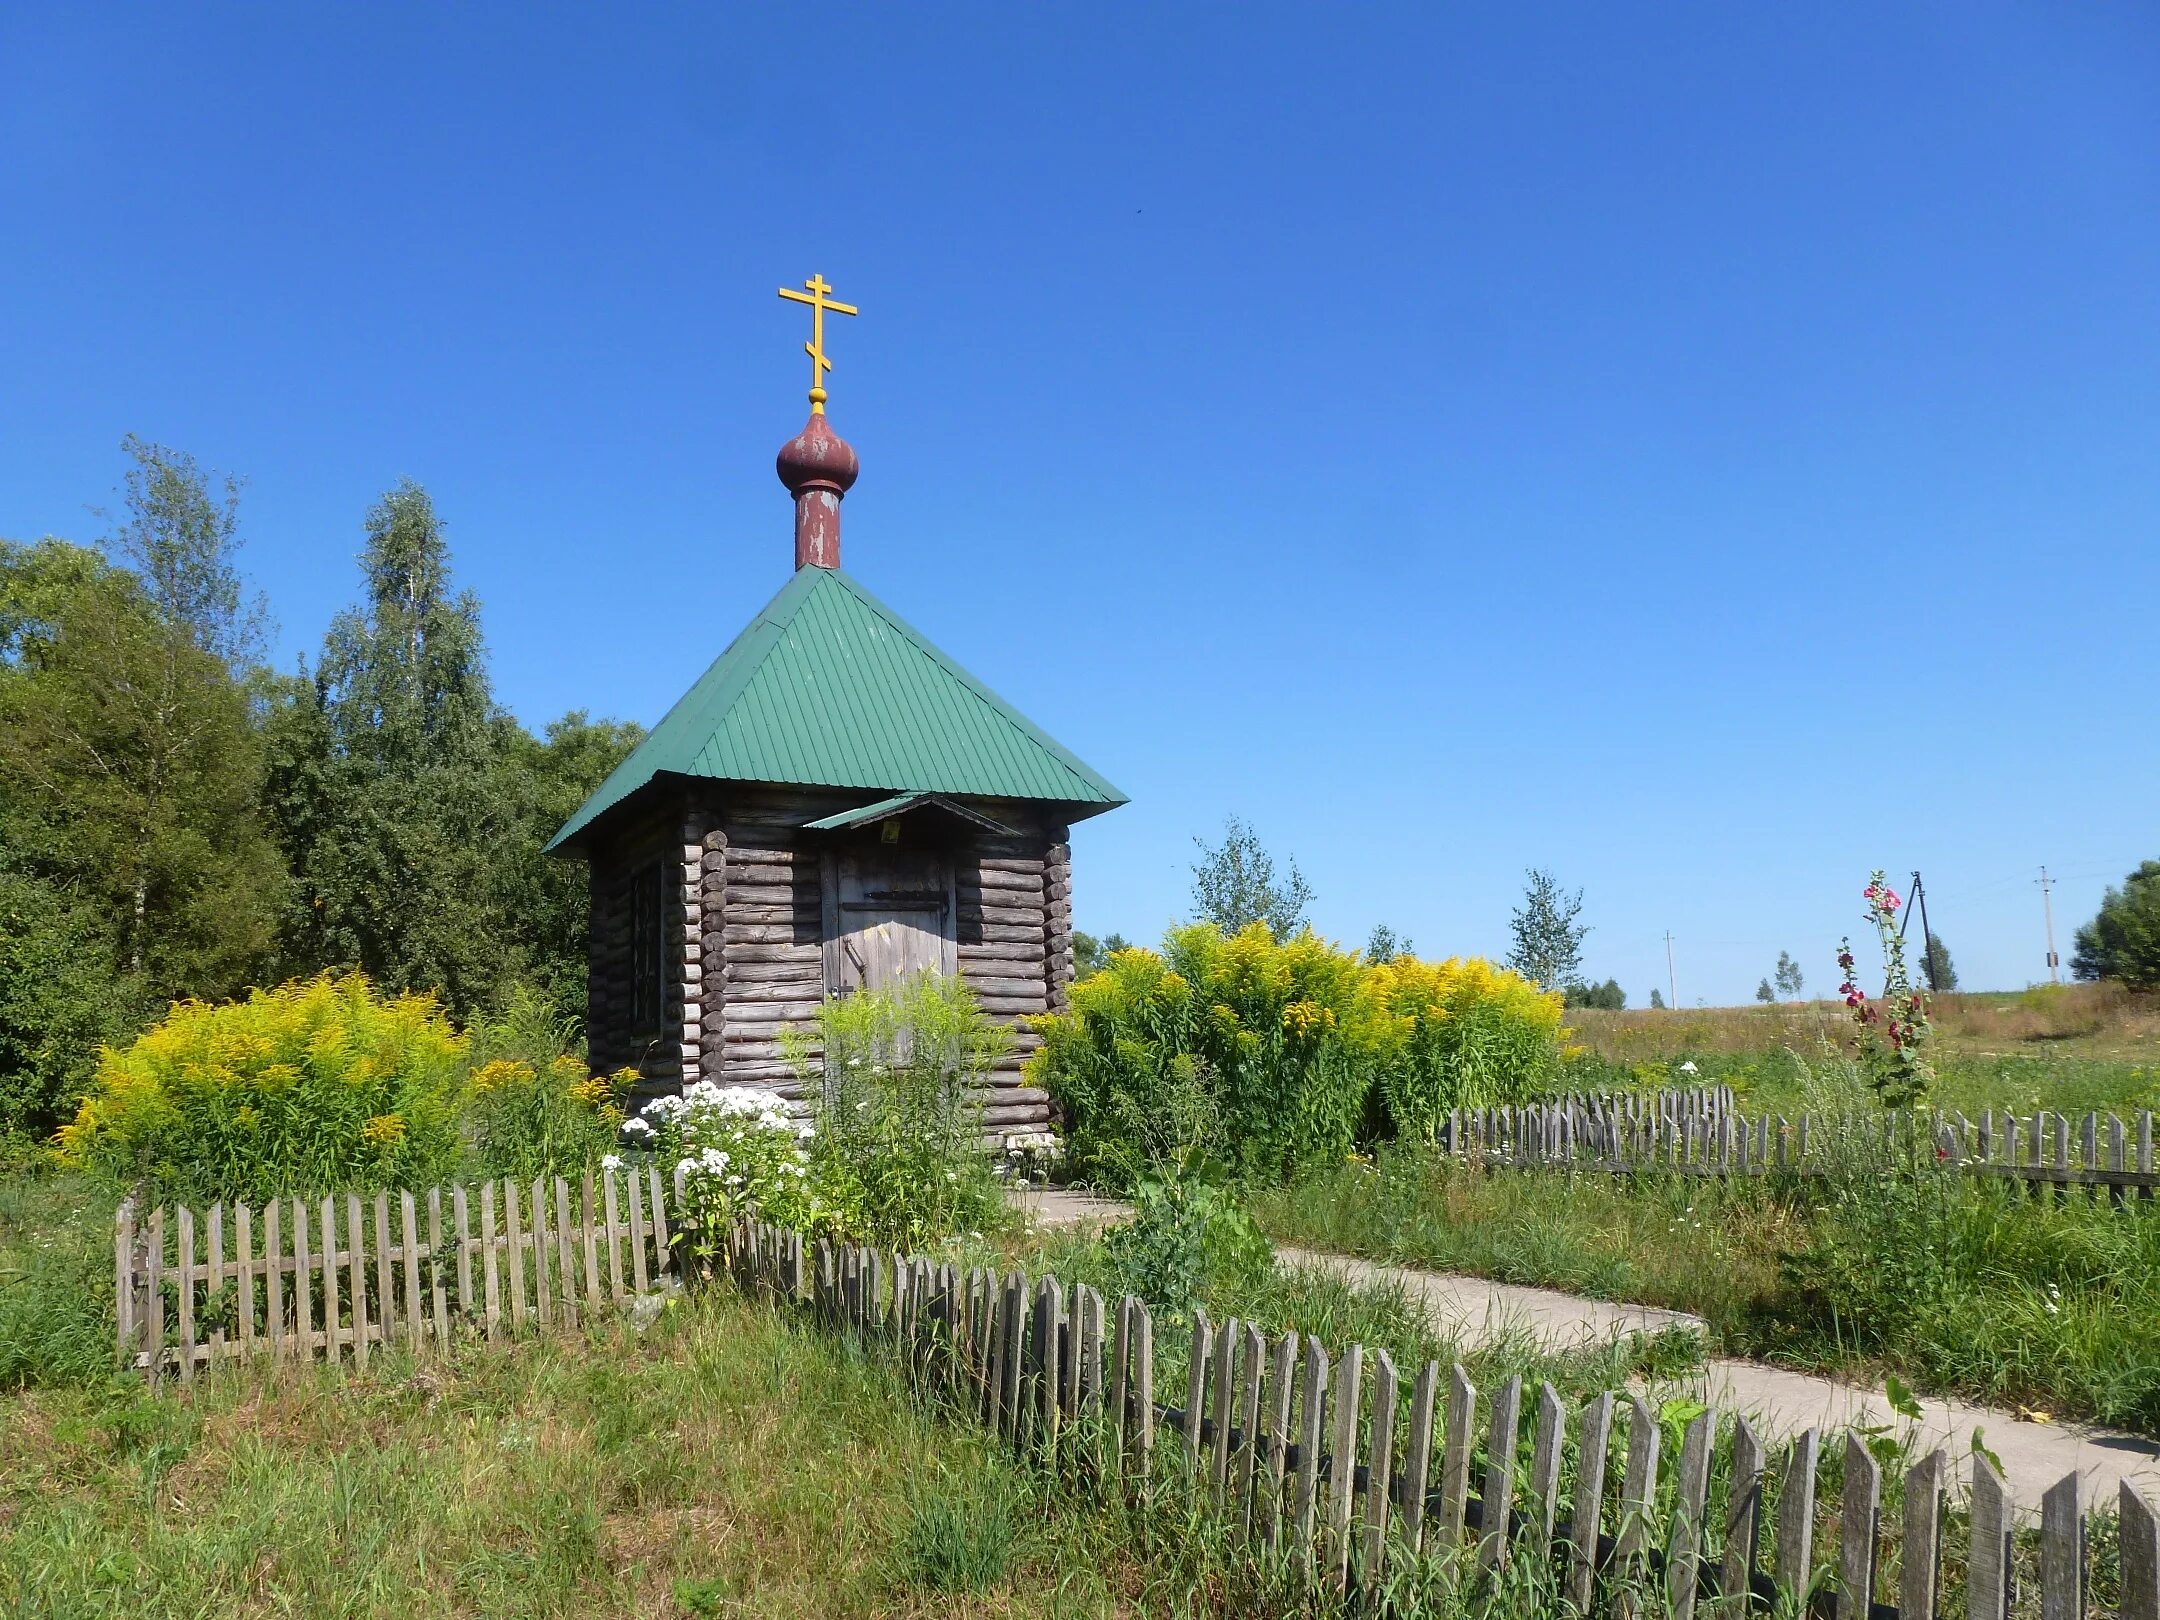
548, 567, 1126, 851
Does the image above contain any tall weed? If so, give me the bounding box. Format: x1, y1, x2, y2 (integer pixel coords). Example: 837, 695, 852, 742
0, 1176, 114, 1391
789, 973, 1010, 1250
462, 985, 626, 1181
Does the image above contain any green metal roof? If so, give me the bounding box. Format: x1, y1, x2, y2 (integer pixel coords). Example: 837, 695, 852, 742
548, 567, 1126, 851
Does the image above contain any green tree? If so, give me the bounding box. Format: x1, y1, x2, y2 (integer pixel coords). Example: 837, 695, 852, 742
0, 865, 135, 1147
490, 711, 644, 1014
105, 433, 266, 667
2071, 862, 2160, 990
1504, 868, 1587, 990
1756, 977, 1776, 1004
1921, 933, 1958, 992
1364, 923, 1413, 964
268, 485, 638, 1020
1648, 987, 1666, 1009
1190, 816, 1313, 939
268, 482, 510, 1015
0, 444, 281, 1000
1071, 930, 1131, 980
1774, 949, 1804, 1000
1565, 977, 1626, 1010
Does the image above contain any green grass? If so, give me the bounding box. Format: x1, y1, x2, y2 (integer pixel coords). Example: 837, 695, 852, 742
1250, 1148, 2160, 1434
1005, 1222, 1707, 1424
0, 1288, 1188, 1619
0, 1185, 2132, 1620
0, 1270, 1693, 1620
0, 1173, 115, 1391
1559, 1043, 2160, 1122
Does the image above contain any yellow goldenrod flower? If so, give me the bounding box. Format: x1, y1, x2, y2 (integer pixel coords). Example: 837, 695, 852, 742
360, 1113, 407, 1147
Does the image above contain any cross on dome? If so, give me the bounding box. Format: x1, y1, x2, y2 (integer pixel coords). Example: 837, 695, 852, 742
776, 273, 859, 414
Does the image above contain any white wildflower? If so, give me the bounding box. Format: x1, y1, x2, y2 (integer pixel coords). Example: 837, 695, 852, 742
601, 1153, 623, 1171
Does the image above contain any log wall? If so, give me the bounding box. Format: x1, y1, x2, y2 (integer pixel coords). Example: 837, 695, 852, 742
586, 798, 694, 1091
585, 785, 1073, 1142
704, 787, 829, 1096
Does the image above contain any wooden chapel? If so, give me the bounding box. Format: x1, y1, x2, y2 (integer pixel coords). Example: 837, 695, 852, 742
547, 276, 1125, 1144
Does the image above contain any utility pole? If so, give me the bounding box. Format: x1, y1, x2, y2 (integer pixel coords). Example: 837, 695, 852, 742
1664, 931, 1678, 1010
1911, 870, 1941, 993
2037, 867, 2060, 984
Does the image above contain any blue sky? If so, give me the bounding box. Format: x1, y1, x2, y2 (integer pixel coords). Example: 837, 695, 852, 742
4, 5, 2155, 1005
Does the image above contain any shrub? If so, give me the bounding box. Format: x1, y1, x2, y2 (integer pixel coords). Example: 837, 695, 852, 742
1033, 925, 1564, 1187
56, 973, 467, 1204
789, 973, 1009, 1251
1370, 955, 1566, 1142
624, 1082, 825, 1259
1100, 1177, 1274, 1320
461, 985, 626, 1180
464, 1057, 627, 1183
1034, 924, 1382, 1188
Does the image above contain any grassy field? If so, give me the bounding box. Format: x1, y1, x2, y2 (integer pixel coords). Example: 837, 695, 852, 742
1564, 984, 2160, 1116
1571, 982, 2159, 1060
0, 1164, 1721, 1620
1, 1281, 1216, 1620
1250, 1147, 2160, 1435
0, 1167, 2139, 1620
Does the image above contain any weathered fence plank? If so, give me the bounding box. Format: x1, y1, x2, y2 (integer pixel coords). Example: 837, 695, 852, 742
1724, 1414, 1765, 1608
1479, 1373, 1522, 1574
1669, 1409, 1714, 1620
1434, 1363, 1476, 1555
1327, 1341, 1363, 1591
2042, 1472, 2084, 1620
2121, 1480, 2160, 1620
1841, 1433, 1881, 1620
1970, 1449, 2012, 1620
1262, 1329, 1296, 1555
1525, 1382, 1565, 1563
1363, 1348, 1398, 1588
1399, 1358, 1440, 1560
1568, 1392, 1614, 1615
1903, 1447, 1946, 1620
1292, 1337, 1329, 1577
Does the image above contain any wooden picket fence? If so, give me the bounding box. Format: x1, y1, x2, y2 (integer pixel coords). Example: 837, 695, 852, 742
721, 1215, 2160, 1620
1444, 1095, 2160, 1199
114, 1166, 677, 1377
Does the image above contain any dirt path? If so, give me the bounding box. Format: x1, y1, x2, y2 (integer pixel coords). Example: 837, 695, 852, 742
1015, 1187, 2160, 1513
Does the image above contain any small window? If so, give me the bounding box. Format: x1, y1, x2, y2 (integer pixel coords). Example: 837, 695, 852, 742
628, 859, 666, 1035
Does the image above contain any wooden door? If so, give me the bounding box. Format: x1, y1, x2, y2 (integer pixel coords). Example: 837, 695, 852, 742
825, 847, 956, 994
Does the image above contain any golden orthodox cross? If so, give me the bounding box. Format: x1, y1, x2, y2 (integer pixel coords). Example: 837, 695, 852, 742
777, 273, 859, 414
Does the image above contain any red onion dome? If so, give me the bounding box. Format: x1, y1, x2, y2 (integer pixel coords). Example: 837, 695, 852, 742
776, 411, 860, 497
